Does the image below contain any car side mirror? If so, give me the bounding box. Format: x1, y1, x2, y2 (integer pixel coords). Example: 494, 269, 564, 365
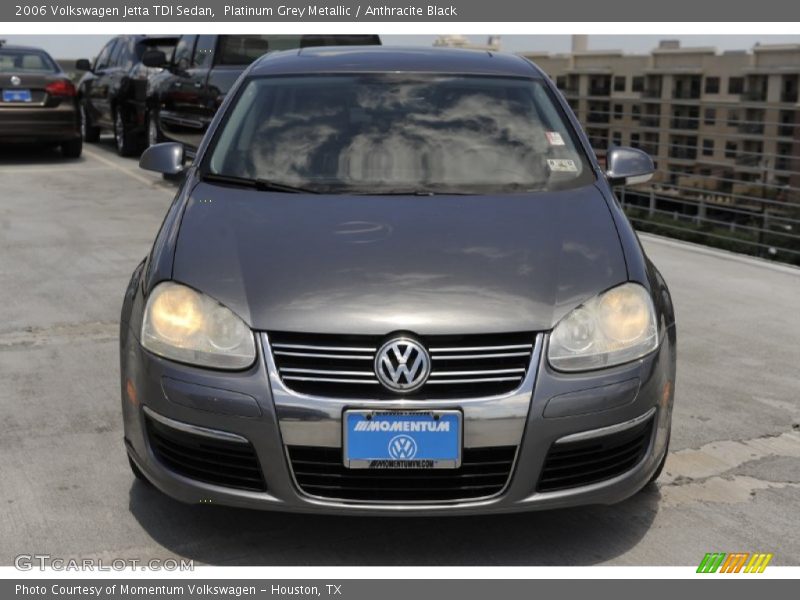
140, 142, 184, 175
141, 49, 168, 68
605, 146, 654, 186
75, 59, 92, 71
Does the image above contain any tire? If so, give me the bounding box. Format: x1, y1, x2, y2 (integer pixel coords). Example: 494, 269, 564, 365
80, 101, 100, 143
128, 455, 152, 486
114, 108, 140, 157
61, 137, 82, 159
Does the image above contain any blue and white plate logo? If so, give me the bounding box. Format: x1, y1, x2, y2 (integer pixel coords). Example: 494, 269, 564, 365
388, 435, 418, 459
344, 411, 461, 469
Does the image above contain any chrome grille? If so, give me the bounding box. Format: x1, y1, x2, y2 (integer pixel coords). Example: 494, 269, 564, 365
267, 332, 536, 399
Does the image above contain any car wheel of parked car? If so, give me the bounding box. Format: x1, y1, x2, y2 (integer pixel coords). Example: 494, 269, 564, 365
80, 102, 100, 143
61, 137, 83, 159
114, 109, 139, 157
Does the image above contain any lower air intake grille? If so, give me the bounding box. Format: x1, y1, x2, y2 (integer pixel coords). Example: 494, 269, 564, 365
268, 331, 536, 399
538, 415, 654, 493
288, 445, 517, 502
145, 413, 266, 492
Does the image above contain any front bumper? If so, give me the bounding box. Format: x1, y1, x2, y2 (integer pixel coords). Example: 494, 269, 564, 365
121, 329, 675, 515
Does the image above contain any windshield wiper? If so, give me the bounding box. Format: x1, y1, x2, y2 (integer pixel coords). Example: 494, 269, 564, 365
202, 173, 320, 194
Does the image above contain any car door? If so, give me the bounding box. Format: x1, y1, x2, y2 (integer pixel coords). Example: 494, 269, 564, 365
158, 35, 211, 151
94, 38, 127, 127
84, 39, 116, 127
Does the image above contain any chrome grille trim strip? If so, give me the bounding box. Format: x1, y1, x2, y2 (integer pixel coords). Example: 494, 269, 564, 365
429, 368, 526, 377
274, 351, 374, 360
280, 368, 375, 377
554, 407, 658, 445
142, 406, 250, 444
282, 376, 380, 384
430, 344, 534, 352
272, 343, 376, 352
426, 376, 523, 384
431, 352, 531, 360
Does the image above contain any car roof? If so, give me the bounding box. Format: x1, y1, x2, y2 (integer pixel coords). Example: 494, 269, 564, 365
0, 44, 52, 53
250, 46, 543, 78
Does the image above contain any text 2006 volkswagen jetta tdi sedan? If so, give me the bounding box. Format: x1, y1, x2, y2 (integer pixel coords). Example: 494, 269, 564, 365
120, 47, 676, 514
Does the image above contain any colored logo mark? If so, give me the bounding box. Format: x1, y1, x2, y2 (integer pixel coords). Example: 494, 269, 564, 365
697, 552, 773, 573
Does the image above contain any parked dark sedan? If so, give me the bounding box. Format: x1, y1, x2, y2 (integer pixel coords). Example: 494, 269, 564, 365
76, 35, 179, 156
0, 43, 82, 157
143, 35, 381, 158
122, 47, 676, 515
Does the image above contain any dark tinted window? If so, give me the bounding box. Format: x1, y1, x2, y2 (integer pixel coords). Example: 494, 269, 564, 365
208, 74, 594, 195
172, 35, 196, 71
0, 49, 58, 73
193, 35, 216, 68
215, 35, 380, 65
94, 40, 116, 70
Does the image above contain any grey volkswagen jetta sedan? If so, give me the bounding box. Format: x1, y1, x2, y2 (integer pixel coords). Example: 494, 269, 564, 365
121, 46, 676, 514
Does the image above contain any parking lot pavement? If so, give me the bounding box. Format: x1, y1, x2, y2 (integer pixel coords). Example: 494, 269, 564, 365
1, 140, 799, 566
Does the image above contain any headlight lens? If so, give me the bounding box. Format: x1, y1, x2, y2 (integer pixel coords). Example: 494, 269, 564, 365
141, 282, 255, 369
548, 283, 658, 371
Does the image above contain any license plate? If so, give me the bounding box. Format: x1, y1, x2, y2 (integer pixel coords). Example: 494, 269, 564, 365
2, 89, 32, 102
343, 410, 462, 469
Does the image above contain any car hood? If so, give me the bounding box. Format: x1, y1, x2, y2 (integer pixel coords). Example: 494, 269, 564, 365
172, 182, 627, 335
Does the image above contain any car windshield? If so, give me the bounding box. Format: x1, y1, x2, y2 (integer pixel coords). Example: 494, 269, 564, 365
0, 49, 58, 73
206, 74, 595, 195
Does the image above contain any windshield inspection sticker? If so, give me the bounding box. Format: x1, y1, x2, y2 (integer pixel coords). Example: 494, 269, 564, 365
547, 158, 578, 172
545, 131, 565, 146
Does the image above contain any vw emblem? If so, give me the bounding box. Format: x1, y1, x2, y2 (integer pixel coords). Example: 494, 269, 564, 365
10, 76, 21, 86
388, 435, 418, 460
374, 337, 430, 393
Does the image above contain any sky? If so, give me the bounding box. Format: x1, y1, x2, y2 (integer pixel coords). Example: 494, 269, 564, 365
2, 34, 799, 59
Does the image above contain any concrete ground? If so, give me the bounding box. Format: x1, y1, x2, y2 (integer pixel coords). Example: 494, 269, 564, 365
1, 140, 798, 566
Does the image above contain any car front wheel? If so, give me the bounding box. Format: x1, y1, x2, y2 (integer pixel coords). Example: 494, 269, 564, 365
80, 102, 100, 143
114, 109, 140, 157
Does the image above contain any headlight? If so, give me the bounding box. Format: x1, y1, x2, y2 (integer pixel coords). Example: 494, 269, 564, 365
141, 282, 256, 369
548, 283, 658, 371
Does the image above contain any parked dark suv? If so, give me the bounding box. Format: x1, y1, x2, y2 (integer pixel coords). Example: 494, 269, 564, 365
143, 35, 381, 158
76, 35, 179, 156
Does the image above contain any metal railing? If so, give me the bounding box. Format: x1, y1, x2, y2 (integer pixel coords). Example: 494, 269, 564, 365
568, 98, 800, 266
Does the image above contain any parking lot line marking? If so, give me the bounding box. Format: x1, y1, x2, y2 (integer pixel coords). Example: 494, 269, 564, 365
83, 148, 173, 194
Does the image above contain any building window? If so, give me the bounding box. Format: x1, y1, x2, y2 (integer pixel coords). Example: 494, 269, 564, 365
704, 107, 716, 125
728, 77, 744, 95
614, 76, 626, 92
727, 109, 740, 127
725, 141, 738, 159
632, 76, 644, 92
631, 133, 641, 147
704, 77, 720, 94
632, 105, 641, 120
613, 104, 623, 119
556, 75, 566, 89
612, 131, 622, 146
702, 139, 714, 156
